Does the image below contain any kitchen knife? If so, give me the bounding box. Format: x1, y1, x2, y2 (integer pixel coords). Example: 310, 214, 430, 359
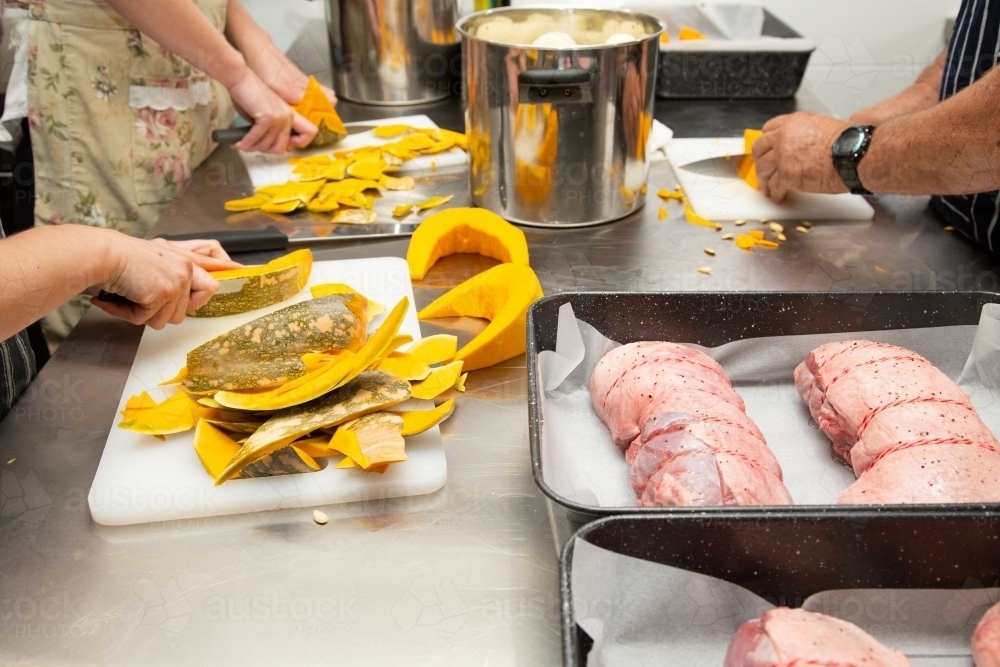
679, 153, 751, 179
155, 222, 421, 253
212, 124, 382, 145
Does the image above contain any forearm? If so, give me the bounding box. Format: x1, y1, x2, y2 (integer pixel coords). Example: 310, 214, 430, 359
225, 0, 306, 103
859, 64, 1000, 195
103, 0, 249, 89
850, 52, 945, 125
0, 226, 117, 340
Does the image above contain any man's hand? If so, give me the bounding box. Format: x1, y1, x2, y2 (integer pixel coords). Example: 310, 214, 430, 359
91, 236, 242, 329
753, 112, 850, 202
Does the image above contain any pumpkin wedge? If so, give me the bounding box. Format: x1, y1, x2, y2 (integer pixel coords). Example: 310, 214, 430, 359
213, 351, 358, 411
310, 283, 386, 318
417, 263, 543, 371
194, 419, 242, 479
215, 371, 410, 483
409, 361, 464, 400
406, 207, 530, 280
190, 249, 313, 318
396, 398, 455, 436
294, 75, 347, 147
330, 412, 407, 469
184, 293, 367, 393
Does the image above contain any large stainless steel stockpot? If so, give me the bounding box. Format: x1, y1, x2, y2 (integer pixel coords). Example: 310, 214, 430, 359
457, 7, 664, 227
326, 0, 462, 105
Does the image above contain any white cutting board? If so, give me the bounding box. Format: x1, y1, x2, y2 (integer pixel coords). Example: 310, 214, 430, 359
240, 114, 468, 189
88, 257, 447, 526
666, 137, 875, 222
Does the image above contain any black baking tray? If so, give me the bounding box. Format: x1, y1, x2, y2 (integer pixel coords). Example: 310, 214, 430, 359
655, 9, 812, 98
527, 290, 1000, 527
561, 513, 1000, 666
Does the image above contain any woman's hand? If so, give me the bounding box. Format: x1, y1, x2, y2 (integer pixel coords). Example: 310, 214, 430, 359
91, 234, 242, 329
227, 68, 317, 154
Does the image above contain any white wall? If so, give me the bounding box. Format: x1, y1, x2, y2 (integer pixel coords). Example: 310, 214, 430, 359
759, 0, 960, 117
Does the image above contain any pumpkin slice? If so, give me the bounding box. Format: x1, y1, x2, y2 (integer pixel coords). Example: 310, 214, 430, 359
191, 249, 313, 318
259, 200, 301, 214
393, 203, 414, 219
375, 353, 431, 382
685, 205, 720, 229
292, 436, 340, 459
409, 361, 464, 400
737, 129, 763, 189
406, 207, 530, 280
310, 283, 385, 319
396, 398, 455, 436
383, 176, 415, 191
331, 412, 407, 469
214, 351, 357, 411
203, 418, 266, 435
118, 391, 203, 436
215, 371, 410, 483
383, 334, 414, 357
404, 334, 458, 365
372, 124, 413, 139
417, 263, 543, 371
415, 194, 454, 211
184, 293, 368, 393
333, 209, 378, 224
238, 446, 321, 478
225, 193, 271, 212
397, 132, 436, 152
454, 373, 468, 392
294, 76, 347, 147
679, 26, 706, 40
346, 158, 387, 181
194, 419, 242, 479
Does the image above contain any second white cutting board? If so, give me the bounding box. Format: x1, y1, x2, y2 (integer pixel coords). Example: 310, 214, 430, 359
666, 137, 875, 222
88, 257, 447, 526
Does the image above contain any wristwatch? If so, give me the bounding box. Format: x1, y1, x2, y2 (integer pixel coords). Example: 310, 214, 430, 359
832, 125, 875, 195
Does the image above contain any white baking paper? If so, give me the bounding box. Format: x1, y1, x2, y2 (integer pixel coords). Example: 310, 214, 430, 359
538, 302, 1000, 507
572, 539, 998, 667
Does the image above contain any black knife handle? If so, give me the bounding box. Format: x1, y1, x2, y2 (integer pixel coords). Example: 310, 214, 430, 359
96, 290, 136, 307
212, 127, 251, 144
155, 226, 289, 254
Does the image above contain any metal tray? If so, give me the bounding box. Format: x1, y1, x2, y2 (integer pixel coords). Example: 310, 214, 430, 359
527, 290, 1000, 526
560, 513, 1000, 666
655, 9, 812, 99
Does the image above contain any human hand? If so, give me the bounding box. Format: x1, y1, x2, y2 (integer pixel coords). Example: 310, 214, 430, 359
753, 112, 850, 202
227, 68, 317, 153
90, 233, 236, 329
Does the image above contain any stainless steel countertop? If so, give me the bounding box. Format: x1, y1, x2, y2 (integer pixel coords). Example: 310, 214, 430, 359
3, 20, 1000, 666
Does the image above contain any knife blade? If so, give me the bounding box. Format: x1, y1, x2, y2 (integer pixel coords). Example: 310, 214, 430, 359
678, 153, 752, 179
212, 124, 382, 145
155, 222, 421, 254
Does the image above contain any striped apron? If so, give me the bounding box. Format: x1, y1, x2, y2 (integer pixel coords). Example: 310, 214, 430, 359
932, 0, 1000, 251
0, 224, 38, 422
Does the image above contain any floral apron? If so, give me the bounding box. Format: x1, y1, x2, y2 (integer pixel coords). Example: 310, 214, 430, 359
26, 0, 235, 341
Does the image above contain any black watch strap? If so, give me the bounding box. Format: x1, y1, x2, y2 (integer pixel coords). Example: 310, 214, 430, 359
832, 125, 875, 196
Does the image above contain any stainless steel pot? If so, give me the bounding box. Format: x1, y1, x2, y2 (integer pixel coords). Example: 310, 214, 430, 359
457, 7, 664, 227
325, 0, 463, 105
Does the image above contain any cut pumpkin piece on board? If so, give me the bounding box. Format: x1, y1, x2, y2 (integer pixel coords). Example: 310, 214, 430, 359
418, 263, 544, 371
259, 200, 300, 214
118, 391, 204, 437
737, 129, 763, 189
330, 412, 407, 470
213, 299, 407, 420
333, 209, 378, 224
685, 205, 720, 229
409, 361, 464, 400
159, 366, 187, 386
310, 283, 386, 318
383, 176, 415, 191
184, 293, 368, 393
216, 371, 411, 483
372, 124, 412, 139
238, 445, 321, 478
375, 353, 431, 382
393, 203, 414, 219
383, 334, 414, 357
293, 75, 347, 147
404, 334, 458, 366
454, 373, 468, 392
190, 249, 313, 318
406, 207, 530, 280
396, 398, 456, 436
194, 419, 242, 479
225, 193, 271, 212
346, 158, 387, 181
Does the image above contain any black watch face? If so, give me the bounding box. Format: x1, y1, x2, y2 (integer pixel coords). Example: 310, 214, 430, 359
834, 127, 865, 156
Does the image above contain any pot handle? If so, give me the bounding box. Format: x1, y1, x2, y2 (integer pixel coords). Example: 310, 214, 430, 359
518, 68, 592, 104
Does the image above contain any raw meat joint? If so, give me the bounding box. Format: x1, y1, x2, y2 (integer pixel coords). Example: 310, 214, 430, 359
589, 342, 792, 506
724, 607, 912, 667
973, 601, 1000, 667
795, 340, 1000, 504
